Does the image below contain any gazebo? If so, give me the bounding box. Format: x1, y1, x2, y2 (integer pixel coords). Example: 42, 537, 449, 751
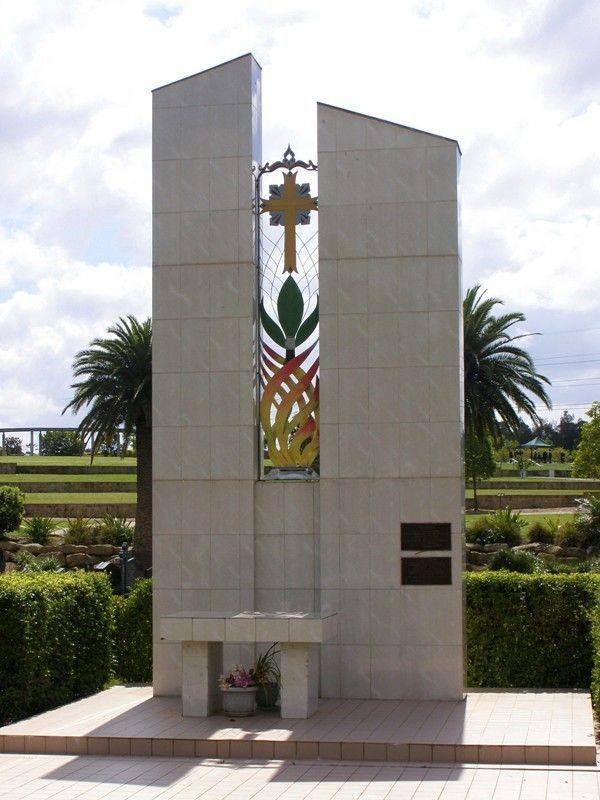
521, 436, 553, 460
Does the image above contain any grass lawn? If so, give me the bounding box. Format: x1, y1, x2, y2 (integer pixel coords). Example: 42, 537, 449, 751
26, 492, 137, 504
0, 473, 137, 483
465, 488, 599, 498
466, 511, 575, 530
479, 476, 597, 483
0, 455, 136, 466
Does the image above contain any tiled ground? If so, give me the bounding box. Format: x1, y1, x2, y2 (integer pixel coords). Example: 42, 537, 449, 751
0, 754, 600, 800
0, 686, 595, 766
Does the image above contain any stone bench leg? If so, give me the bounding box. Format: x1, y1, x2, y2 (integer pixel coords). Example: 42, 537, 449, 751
280, 642, 319, 719
182, 641, 223, 716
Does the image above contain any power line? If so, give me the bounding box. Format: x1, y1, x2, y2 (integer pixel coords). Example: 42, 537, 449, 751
537, 358, 600, 367
523, 327, 600, 337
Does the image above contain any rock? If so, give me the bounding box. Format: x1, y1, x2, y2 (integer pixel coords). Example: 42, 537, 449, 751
562, 547, 587, 558
513, 543, 542, 552
62, 544, 89, 555
3, 561, 18, 572
65, 552, 91, 568
483, 543, 509, 553
547, 545, 565, 556
88, 544, 117, 557
468, 550, 491, 566
43, 551, 66, 566
19, 543, 44, 555
39, 545, 61, 554
0, 540, 19, 552
465, 542, 483, 552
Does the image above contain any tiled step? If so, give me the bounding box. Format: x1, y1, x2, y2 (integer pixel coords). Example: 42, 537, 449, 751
0, 686, 595, 767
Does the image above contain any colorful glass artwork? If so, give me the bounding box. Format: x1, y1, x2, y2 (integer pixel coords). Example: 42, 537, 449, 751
256, 148, 319, 476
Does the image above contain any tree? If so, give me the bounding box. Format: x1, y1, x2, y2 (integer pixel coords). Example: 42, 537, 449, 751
556, 409, 583, 451
3, 436, 22, 455
463, 285, 551, 441
573, 402, 600, 478
63, 316, 152, 572
465, 432, 495, 510
40, 429, 84, 456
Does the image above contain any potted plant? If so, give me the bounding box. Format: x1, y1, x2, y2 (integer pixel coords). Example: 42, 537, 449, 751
252, 643, 281, 710
218, 665, 257, 717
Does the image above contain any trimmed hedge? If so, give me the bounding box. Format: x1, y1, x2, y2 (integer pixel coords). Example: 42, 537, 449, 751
113, 578, 152, 683
0, 572, 113, 725
591, 602, 600, 711
465, 572, 600, 689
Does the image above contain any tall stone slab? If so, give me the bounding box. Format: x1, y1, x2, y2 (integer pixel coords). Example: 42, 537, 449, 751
317, 103, 464, 699
152, 54, 261, 694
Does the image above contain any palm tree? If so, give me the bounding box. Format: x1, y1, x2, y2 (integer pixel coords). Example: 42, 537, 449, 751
63, 316, 152, 572
464, 285, 551, 442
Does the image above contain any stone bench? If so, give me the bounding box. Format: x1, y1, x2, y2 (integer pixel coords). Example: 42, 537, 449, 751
159, 611, 337, 719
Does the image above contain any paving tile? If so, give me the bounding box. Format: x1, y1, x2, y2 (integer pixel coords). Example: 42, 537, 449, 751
341, 742, 363, 760
130, 738, 152, 756
296, 741, 319, 759
274, 741, 296, 759
109, 737, 131, 756
196, 739, 218, 757
318, 741, 341, 759
432, 744, 455, 762
173, 738, 196, 757
0, 686, 595, 770
151, 738, 173, 756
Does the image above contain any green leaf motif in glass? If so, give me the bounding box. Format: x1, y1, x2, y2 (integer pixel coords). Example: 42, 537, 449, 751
295, 297, 319, 346
259, 299, 285, 347
277, 275, 304, 338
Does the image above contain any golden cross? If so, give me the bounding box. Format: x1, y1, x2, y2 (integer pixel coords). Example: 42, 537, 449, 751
261, 171, 317, 273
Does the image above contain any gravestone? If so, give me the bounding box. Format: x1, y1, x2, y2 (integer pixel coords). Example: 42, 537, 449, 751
152, 53, 464, 702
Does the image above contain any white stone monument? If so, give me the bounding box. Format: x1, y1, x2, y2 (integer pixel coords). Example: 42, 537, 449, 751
152, 53, 464, 713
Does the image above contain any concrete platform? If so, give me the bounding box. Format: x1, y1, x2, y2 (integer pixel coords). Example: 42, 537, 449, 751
0, 686, 595, 766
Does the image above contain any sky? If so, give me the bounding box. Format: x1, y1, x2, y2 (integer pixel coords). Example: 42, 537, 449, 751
0, 0, 599, 433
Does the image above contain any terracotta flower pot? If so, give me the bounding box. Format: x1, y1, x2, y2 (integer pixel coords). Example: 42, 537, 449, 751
221, 686, 258, 716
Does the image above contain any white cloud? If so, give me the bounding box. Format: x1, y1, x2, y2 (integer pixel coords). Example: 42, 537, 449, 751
0, 0, 598, 424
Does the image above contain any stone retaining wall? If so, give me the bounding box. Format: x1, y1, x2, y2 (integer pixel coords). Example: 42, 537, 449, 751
0, 538, 122, 569
24, 503, 136, 518
12, 482, 135, 493
467, 494, 578, 510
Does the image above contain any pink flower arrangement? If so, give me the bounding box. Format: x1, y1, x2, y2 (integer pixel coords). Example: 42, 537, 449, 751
218, 664, 256, 691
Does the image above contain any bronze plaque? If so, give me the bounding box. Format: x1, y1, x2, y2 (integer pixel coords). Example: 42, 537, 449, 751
401, 523, 451, 551
401, 557, 452, 585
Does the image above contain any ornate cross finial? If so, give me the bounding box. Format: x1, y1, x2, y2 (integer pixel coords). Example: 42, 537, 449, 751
282, 144, 295, 168
260, 171, 317, 273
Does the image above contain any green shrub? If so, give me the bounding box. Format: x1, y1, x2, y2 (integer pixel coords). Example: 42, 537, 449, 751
13, 552, 61, 572
0, 486, 25, 536
465, 516, 493, 544
527, 519, 556, 544
22, 516, 58, 545
39, 430, 84, 456
465, 572, 599, 688
64, 517, 97, 546
555, 519, 584, 548
575, 495, 600, 549
95, 515, 133, 546
113, 578, 152, 683
466, 509, 526, 546
489, 548, 543, 573
0, 572, 113, 724
591, 598, 600, 712
486, 507, 526, 546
